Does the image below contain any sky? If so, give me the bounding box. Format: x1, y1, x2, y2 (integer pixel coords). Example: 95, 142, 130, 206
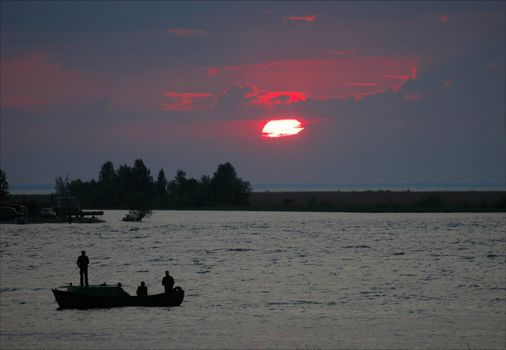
1, 1, 505, 188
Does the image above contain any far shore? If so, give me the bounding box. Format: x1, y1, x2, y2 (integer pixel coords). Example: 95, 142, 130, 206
248, 190, 506, 212
3, 190, 505, 217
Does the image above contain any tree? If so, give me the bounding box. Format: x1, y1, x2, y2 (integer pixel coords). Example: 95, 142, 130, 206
97, 161, 118, 207
99, 161, 116, 184
167, 170, 185, 205
132, 159, 153, 192
117, 164, 133, 193
70, 179, 98, 208
0, 168, 9, 202
167, 170, 185, 206
156, 168, 168, 194
55, 175, 71, 199
155, 168, 169, 207
61, 159, 253, 210
210, 162, 251, 206
55, 175, 80, 216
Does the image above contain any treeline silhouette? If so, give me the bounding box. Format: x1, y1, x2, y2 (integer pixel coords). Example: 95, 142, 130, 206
69, 160, 252, 209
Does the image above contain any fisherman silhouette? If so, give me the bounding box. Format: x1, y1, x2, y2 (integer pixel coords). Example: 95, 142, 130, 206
76, 250, 89, 286
136, 281, 148, 296
162, 271, 174, 293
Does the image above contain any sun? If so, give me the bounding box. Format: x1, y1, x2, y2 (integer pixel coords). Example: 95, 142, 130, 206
262, 119, 304, 138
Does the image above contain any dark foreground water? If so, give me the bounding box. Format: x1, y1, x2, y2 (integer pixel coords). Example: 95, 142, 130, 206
1, 211, 505, 349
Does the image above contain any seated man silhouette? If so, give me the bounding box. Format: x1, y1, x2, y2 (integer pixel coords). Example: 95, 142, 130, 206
136, 281, 148, 296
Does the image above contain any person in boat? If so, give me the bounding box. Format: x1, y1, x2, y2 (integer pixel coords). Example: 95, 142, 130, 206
136, 281, 148, 296
162, 271, 174, 293
76, 250, 89, 286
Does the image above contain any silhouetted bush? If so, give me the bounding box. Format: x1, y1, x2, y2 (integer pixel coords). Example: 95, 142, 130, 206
122, 209, 152, 222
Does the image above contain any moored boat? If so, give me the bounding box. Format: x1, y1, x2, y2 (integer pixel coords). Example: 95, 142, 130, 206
52, 284, 184, 309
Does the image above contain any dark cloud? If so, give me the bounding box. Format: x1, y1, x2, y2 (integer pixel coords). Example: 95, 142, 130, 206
212, 85, 277, 119
293, 50, 505, 183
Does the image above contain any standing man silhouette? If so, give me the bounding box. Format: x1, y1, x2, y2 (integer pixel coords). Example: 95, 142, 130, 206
162, 271, 174, 293
76, 250, 89, 286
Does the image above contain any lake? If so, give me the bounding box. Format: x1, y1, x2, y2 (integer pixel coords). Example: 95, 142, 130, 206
1, 211, 504, 349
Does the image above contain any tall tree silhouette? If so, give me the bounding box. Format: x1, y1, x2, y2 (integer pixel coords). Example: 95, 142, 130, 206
98, 161, 118, 207
156, 168, 168, 206
210, 162, 251, 206
99, 161, 116, 184
0, 168, 9, 203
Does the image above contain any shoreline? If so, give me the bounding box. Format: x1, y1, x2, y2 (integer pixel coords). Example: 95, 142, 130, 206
248, 190, 506, 212
2, 190, 505, 216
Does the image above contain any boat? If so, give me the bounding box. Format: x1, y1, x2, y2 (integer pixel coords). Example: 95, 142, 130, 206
52, 283, 184, 309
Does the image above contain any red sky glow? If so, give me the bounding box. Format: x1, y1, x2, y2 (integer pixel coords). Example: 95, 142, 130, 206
162, 92, 215, 111
208, 57, 418, 101
1, 1, 504, 186
167, 28, 207, 36
285, 15, 317, 22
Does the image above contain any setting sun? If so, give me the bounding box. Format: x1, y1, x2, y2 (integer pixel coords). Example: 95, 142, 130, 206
262, 119, 304, 138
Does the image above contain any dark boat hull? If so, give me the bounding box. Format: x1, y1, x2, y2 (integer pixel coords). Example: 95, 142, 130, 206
52, 289, 184, 309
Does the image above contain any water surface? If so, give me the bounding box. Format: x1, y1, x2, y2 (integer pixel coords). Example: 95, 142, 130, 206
1, 211, 504, 349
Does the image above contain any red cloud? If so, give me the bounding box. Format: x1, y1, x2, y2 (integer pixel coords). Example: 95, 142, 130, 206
1, 95, 48, 109
216, 56, 417, 100
344, 82, 377, 87
441, 80, 454, 89
489, 61, 505, 71
167, 28, 206, 36
0, 53, 98, 110
410, 66, 417, 80
284, 15, 316, 22
328, 49, 354, 56
338, 89, 387, 101
384, 66, 417, 91
404, 92, 424, 102
163, 92, 215, 111
439, 15, 449, 23
384, 74, 411, 80
247, 91, 308, 109
207, 67, 219, 77
161, 55, 417, 112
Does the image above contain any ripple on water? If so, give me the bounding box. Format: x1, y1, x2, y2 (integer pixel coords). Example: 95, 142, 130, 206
342, 245, 371, 249
226, 248, 256, 252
